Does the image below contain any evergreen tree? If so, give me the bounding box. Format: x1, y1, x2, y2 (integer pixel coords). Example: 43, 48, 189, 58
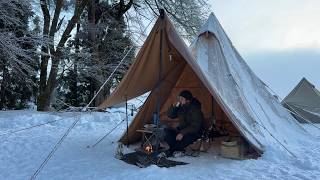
0, 0, 38, 109
55, 1, 135, 109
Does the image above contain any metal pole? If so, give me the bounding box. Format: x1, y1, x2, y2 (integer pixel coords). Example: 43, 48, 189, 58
125, 95, 129, 146
154, 9, 165, 154
156, 9, 165, 126
211, 96, 215, 124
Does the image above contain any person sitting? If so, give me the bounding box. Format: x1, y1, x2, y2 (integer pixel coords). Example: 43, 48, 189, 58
162, 90, 204, 157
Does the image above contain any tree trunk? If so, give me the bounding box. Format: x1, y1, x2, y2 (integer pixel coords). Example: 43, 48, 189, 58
72, 23, 80, 107
88, 0, 100, 107
37, 89, 51, 111
37, 52, 61, 111
38, 0, 50, 96
0, 58, 9, 109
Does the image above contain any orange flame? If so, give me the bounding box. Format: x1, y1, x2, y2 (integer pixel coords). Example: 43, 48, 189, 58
145, 145, 153, 153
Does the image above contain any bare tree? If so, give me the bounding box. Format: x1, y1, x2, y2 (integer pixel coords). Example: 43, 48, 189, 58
36, 0, 210, 111
127, 0, 210, 42
37, 0, 90, 111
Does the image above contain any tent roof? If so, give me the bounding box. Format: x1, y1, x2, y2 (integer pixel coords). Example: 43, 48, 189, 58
283, 78, 320, 108
98, 14, 195, 108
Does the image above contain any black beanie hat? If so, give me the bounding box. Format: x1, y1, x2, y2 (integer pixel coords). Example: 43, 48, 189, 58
179, 90, 193, 101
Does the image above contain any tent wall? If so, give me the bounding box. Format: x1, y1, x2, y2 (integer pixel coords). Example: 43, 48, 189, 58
283, 103, 320, 123
119, 46, 187, 144
213, 97, 239, 136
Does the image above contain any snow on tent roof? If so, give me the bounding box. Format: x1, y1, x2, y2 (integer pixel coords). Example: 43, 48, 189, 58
190, 13, 307, 154
282, 78, 320, 123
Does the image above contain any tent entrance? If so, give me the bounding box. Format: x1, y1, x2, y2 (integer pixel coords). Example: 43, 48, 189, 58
157, 64, 258, 158
159, 64, 240, 137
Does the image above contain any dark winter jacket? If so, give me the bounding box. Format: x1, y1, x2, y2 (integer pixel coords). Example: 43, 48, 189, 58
167, 98, 204, 135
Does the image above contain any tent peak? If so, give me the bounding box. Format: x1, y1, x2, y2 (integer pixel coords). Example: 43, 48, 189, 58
209, 12, 216, 18
197, 12, 220, 37
282, 77, 320, 104
299, 77, 315, 88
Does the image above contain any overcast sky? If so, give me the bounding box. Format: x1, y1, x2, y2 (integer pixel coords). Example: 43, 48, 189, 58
208, 0, 320, 98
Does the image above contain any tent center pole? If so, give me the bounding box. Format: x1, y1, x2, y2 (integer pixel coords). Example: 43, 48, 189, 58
154, 9, 165, 154
125, 95, 129, 147
156, 9, 165, 127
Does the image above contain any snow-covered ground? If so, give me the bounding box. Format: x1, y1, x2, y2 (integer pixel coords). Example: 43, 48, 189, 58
1, 110, 320, 180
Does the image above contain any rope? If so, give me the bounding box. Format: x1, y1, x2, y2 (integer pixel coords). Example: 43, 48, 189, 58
245, 101, 296, 157
264, 85, 320, 131
30, 113, 81, 180
28, 107, 137, 179
87, 117, 126, 148
83, 46, 134, 111
0, 110, 134, 137
288, 102, 320, 109
55, 98, 76, 110
49, 16, 156, 112
83, 16, 156, 111
0, 119, 62, 137
87, 101, 144, 148
29, 16, 156, 180
283, 103, 320, 131
234, 82, 297, 157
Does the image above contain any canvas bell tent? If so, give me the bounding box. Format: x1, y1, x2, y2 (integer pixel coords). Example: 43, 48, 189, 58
188, 13, 309, 155
99, 12, 307, 155
282, 78, 320, 123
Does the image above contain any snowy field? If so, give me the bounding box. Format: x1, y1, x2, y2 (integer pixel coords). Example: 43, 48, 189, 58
1, 110, 320, 180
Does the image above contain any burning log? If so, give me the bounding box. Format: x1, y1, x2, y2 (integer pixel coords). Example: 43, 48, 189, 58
145, 145, 153, 154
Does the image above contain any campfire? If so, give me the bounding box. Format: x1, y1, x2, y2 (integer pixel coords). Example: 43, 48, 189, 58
145, 144, 153, 154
